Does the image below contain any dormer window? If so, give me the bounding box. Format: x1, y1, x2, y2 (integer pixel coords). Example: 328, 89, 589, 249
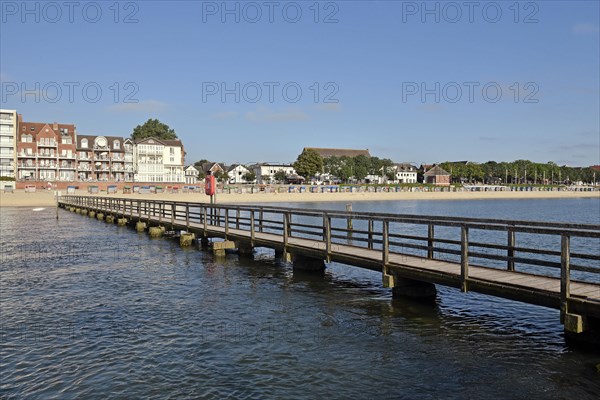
81, 138, 88, 148
114, 140, 120, 149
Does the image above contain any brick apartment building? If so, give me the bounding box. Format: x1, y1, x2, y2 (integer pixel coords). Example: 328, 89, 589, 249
76, 135, 134, 182
17, 118, 77, 182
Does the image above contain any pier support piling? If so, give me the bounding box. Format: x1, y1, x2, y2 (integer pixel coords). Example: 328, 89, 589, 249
237, 242, 254, 257
392, 276, 437, 300
180, 232, 196, 247
105, 215, 115, 224
275, 249, 292, 263
136, 221, 147, 232
200, 237, 210, 248
117, 218, 128, 226
88, 211, 95, 218
96, 213, 104, 221
564, 315, 600, 351
212, 240, 235, 255
149, 226, 163, 238
292, 254, 325, 271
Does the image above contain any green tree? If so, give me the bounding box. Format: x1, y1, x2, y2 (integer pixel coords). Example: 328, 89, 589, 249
214, 170, 226, 183
243, 171, 256, 183
353, 155, 370, 181
131, 119, 177, 141
294, 149, 324, 179
274, 170, 288, 183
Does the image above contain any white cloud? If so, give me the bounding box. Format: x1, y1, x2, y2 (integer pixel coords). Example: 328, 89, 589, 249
572, 23, 600, 35
245, 106, 309, 122
108, 100, 168, 113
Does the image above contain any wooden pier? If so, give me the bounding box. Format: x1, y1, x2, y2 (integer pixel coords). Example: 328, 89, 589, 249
58, 195, 600, 347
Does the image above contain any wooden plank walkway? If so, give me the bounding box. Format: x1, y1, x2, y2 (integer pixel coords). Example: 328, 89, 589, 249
58, 196, 600, 324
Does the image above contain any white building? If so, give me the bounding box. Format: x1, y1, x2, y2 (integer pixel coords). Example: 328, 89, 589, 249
134, 137, 185, 183
184, 165, 199, 185
253, 163, 296, 184
124, 138, 135, 181
227, 164, 250, 184
0, 109, 17, 188
393, 163, 418, 183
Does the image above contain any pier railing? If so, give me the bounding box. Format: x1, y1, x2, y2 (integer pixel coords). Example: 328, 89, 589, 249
60, 195, 600, 304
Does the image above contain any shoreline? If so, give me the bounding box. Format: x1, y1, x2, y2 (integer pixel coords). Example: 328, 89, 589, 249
1, 189, 598, 208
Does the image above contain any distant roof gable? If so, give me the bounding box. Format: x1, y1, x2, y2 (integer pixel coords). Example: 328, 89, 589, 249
424, 165, 450, 177
304, 147, 371, 158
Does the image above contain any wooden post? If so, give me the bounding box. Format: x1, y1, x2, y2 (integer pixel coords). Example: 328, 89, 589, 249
250, 211, 255, 245
203, 207, 207, 235
146, 201, 150, 225
368, 219, 374, 250
324, 214, 332, 262
259, 208, 264, 233
225, 209, 229, 239
382, 219, 389, 266
461, 225, 469, 292
159, 202, 163, 225
427, 223, 434, 259
283, 212, 289, 255
560, 234, 571, 320
186, 203, 190, 231
236, 209, 240, 230
346, 203, 353, 231
169, 203, 174, 228
507, 228, 516, 271
137, 200, 141, 221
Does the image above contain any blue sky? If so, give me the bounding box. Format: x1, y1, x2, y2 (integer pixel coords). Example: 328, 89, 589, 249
1, 0, 599, 166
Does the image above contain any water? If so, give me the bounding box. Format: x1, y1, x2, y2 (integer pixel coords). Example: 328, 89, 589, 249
1, 198, 599, 399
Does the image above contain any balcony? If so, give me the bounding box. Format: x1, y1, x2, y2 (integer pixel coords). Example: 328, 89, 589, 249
37, 141, 58, 148
94, 156, 111, 161
38, 164, 57, 169
18, 164, 36, 169
17, 153, 36, 158
38, 154, 57, 158
60, 154, 76, 160
138, 150, 163, 156
60, 164, 76, 170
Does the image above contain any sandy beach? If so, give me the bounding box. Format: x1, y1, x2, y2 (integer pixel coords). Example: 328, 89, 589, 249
1, 188, 598, 208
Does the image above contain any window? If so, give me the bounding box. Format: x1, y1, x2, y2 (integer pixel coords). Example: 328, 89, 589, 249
62, 137, 72, 144
114, 140, 120, 149
81, 139, 88, 148
170, 148, 174, 155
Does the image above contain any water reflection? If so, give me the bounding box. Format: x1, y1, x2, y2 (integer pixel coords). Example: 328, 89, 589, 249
2, 203, 600, 399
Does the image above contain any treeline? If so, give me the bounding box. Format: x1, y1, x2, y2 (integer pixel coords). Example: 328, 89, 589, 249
323, 155, 396, 181
439, 160, 598, 184
294, 149, 396, 181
